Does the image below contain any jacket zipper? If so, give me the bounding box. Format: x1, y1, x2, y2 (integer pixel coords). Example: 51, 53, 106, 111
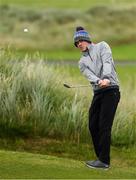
87, 50, 93, 61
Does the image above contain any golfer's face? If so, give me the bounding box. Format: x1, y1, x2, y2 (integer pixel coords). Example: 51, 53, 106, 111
77, 41, 88, 52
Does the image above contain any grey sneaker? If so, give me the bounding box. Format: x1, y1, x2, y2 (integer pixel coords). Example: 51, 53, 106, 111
86, 160, 109, 170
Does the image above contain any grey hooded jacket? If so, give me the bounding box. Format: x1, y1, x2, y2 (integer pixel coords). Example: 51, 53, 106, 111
78, 41, 119, 92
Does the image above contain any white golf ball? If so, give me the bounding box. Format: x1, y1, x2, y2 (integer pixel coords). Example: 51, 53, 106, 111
23, 28, 28, 32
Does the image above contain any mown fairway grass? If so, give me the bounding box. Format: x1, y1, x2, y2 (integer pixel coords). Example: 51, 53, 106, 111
11, 43, 136, 61
0, 148, 136, 179
112, 43, 136, 61
1, 0, 136, 9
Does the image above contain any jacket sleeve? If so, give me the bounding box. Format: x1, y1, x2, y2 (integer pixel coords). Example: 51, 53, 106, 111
79, 61, 100, 85
100, 42, 113, 79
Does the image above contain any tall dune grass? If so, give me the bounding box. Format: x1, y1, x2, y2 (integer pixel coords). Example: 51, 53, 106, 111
112, 85, 136, 146
0, 50, 88, 142
0, 50, 136, 146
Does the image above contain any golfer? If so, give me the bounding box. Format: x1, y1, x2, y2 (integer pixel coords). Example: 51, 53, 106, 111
74, 26, 120, 169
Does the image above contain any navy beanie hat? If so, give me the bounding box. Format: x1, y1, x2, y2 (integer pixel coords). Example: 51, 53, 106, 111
74, 26, 91, 47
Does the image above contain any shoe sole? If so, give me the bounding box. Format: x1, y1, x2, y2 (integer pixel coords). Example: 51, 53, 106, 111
86, 163, 109, 170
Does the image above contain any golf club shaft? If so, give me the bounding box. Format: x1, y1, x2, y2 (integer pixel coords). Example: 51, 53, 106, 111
63, 83, 90, 88
69, 85, 90, 88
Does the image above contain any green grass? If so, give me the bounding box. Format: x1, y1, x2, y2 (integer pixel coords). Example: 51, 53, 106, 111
112, 43, 136, 60
1, 0, 136, 10
13, 49, 81, 61
44, 43, 136, 60
117, 65, 136, 83
11, 43, 136, 61
0, 148, 136, 179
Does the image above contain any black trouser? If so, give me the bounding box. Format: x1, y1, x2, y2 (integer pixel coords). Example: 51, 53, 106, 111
89, 88, 120, 165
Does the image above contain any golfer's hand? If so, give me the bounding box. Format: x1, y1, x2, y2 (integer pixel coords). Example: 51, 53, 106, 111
98, 79, 110, 88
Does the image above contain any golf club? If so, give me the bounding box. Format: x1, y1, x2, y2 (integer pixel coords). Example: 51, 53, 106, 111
63, 83, 90, 88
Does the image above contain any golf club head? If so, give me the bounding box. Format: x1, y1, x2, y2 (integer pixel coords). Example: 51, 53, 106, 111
63, 83, 71, 88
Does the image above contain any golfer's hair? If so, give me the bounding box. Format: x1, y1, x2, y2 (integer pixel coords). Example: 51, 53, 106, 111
76, 26, 84, 32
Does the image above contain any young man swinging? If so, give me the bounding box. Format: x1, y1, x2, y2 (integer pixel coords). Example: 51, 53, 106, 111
74, 26, 120, 169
